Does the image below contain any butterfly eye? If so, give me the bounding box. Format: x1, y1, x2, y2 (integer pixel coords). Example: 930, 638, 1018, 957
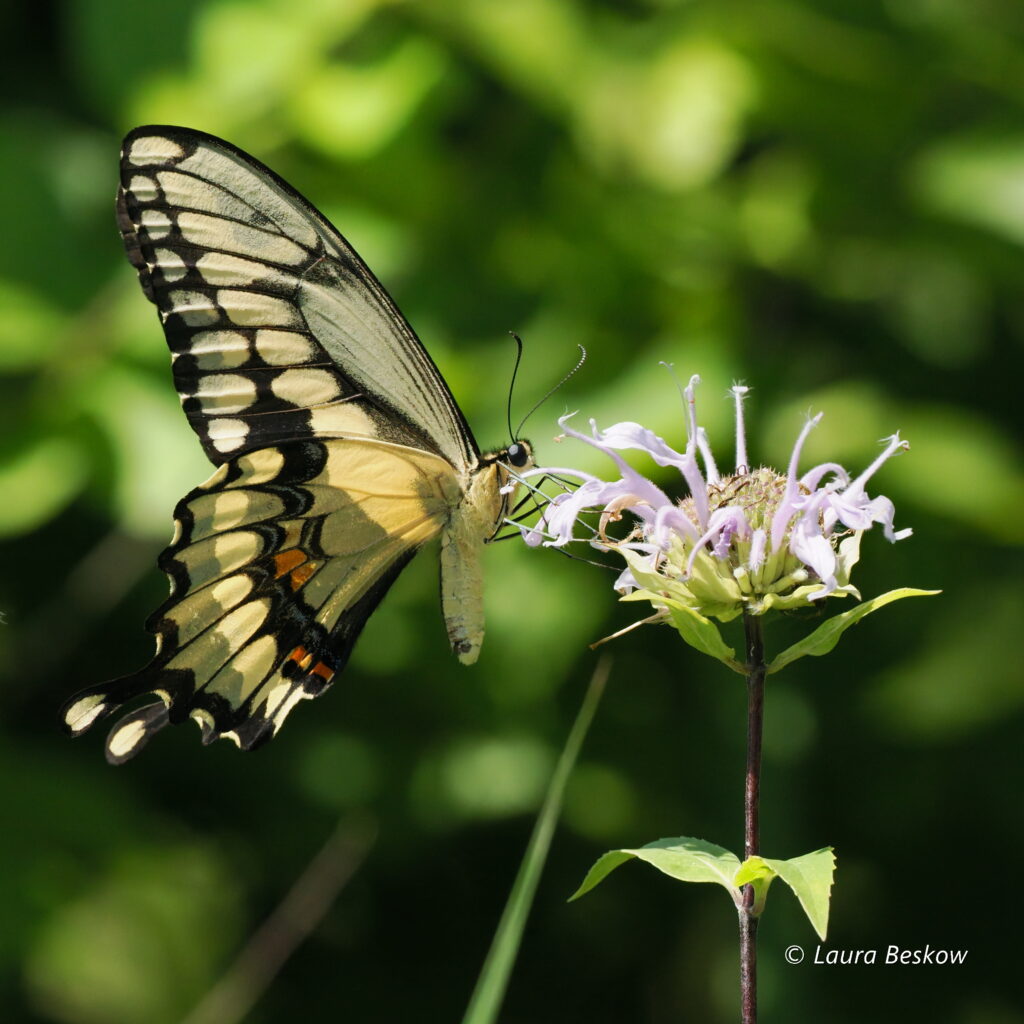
507, 443, 530, 468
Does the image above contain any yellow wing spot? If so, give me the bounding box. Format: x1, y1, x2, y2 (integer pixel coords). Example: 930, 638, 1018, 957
188, 330, 251, 370
254, 329, 316, 365
140, 209, 172, 240
169, 289, 220, 327
127, 135, 185, 165
127, 174, 158, 201
270, 368, 342, 406
108, 719, 149, 761
196, 251, 287, 287
220, 290, 300, 328
63, 694, 108, 734
153, 249, 187, 282
207, 417, 250, 454
194, 374, 258, 415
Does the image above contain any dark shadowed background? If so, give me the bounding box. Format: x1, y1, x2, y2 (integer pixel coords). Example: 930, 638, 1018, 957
1, 1, 1021, 1022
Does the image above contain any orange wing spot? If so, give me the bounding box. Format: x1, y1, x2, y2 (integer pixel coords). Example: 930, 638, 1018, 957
272, 549, 307, 578
288, 561, 319, 591
286, 645, 314, 671
311, 661, 335, 683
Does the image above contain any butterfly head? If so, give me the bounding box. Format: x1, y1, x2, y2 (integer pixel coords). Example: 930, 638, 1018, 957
471, 439, 534, 544
505, 440, 532, 470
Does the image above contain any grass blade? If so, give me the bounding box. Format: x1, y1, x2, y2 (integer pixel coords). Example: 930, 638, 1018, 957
461, 657, 611, 1024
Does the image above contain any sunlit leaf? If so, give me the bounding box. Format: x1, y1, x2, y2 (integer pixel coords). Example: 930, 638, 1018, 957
570, 837, 741, 901
736, 848, 836, 940
767, 589, 941, 675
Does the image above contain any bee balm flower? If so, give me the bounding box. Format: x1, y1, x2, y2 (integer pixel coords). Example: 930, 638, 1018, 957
522, 377, 911, 624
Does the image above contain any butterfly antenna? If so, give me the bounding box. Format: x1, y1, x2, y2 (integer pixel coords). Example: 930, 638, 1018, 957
514, 344, 587, 439
506, 332, 525, 442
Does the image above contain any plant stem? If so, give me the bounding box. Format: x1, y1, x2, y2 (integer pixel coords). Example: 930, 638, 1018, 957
740, 613, 766, 1024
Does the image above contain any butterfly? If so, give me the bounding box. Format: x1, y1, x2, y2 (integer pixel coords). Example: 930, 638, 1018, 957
60, 125, 532, 764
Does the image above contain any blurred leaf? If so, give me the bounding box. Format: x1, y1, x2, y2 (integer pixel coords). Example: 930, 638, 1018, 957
413, 734, 555, 823
563, 761, 638, 840
67, 0, 206, 115
289, 38, 448, 159
914, 135, 1024, 246
430, 0, 591, 112
899, 407, 1024, 543
0, 280, 65, 370
577, 40, 755, 190
26, 844, 242, 1024
295, 732, 380, 810
867, 581, 1024, 740
76, 364, 210, 537
0, 435, 89, 537
740, 152, 816, 268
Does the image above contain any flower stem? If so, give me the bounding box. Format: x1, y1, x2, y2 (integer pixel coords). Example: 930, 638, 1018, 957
740, 612, 766, 1024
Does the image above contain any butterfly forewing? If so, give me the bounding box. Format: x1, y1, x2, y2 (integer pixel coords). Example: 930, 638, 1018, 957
116, 126, 476, 468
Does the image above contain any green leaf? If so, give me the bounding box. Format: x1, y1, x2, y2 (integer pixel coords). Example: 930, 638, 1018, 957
618, 547, 686, 595
736, 848, 836, 940
662, 602, 743, 671
462, 658, 610, 1024
732, 857, 776, 915
570, 836, 741, 902
620, 590, 743, 672
767, 588, 942, 675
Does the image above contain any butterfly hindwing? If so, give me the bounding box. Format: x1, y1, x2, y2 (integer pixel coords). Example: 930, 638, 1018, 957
63, 438, 460, 761
116, 125, 476, 468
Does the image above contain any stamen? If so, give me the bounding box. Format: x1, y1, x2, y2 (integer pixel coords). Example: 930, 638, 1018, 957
765, 568, 809, 594
732, 384, 749, 473
846, 433, 910, 496
684, 375, 701, 447
733, 566, 753, 595
696, 427, 720, 484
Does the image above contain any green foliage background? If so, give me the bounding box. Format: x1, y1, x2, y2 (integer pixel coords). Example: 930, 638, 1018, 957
1, 1, 1021, 1021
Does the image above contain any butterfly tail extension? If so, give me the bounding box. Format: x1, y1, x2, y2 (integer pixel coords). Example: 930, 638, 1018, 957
60, 670, 168, 738
105, 701, 172, 765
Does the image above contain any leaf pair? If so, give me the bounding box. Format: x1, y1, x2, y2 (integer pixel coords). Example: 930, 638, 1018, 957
622, 588, 939, 675
570, 836, 836, 940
